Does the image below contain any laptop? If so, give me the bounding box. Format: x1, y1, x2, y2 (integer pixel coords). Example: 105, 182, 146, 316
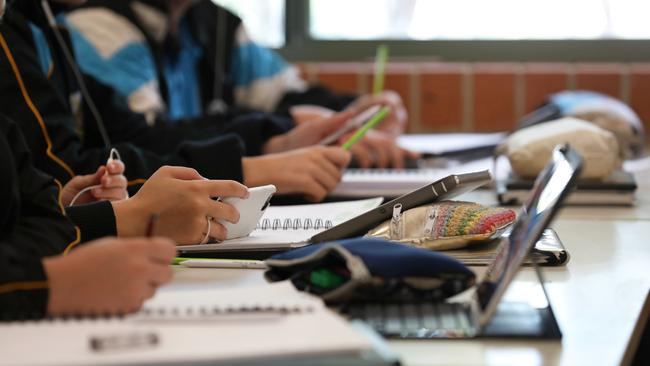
341, 144, 583, 339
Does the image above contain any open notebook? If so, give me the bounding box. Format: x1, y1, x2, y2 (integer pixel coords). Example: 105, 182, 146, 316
0, 282, 398, 365
331, 157, 493, 198
179, 198, 383, 254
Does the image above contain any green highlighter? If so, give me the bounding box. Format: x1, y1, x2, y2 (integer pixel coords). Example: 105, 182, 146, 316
341, 106, 391, 151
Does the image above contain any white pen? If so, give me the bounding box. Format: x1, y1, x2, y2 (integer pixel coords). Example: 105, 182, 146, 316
179, 259, 267, 269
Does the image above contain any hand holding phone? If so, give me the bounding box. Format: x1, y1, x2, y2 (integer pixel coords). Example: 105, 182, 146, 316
219, 185, 276, 240
319, 105, 382, 146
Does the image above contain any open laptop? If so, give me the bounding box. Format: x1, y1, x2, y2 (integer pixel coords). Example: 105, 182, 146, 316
341, 144, 583, 339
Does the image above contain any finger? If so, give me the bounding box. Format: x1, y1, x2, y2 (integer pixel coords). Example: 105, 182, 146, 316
160, 166, 205, 181
141, 238, 177, 263
319, 110, 354, 134
322, 147, 352, 169
69, 172, 102, 189
199, 180, 249, 199
92, 187, 128, 201
147, 265, 173, 287
309, 160, 341, 192
312, 150, 341, 180
366, 138, 390, 169
94, 166, 106, 180
106, 159, 125, 175
101, 174, 128, 189
389, 146, 406, 170
208, 220, 228, 242
302, 177, 328, 202
351, 142, 374, 168
208, 201, 240, 224
92, 188, 128, 201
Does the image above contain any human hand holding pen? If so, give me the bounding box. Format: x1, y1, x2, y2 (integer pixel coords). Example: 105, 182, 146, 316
43, 236, 176, 316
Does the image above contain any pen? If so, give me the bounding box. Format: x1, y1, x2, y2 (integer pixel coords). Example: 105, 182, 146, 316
372, 44, 389, 95
341, 106, 390, 151
146, 213, 159, 237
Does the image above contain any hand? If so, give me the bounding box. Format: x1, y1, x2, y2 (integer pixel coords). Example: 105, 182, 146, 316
345, 130, 420, 169
43, 237, 176, 316
60, 160, 128, 206
243, 146, 351, 202
262, 110, 354, 154
346, 90, 408, 137
111, 166, 249, 244
289, 105, 334, 125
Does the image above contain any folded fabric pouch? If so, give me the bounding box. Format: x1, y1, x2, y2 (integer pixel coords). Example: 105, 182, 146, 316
366, 201, 516, 251
265, 238, 475, 303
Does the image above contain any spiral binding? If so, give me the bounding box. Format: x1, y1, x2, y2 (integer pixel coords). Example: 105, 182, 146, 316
256, 218, 333, 230
138, 304, 313, 318
0, 304, 313, 322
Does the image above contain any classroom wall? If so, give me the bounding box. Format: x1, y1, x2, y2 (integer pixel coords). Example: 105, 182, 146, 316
298, 62, 650, 135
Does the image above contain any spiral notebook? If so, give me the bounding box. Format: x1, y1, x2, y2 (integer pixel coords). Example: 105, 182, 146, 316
331, 157, 493, 198
179, 198, 383, 254
0, 282, 398, 366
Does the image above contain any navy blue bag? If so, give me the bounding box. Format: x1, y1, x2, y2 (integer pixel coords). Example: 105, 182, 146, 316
265, 238, 475, 303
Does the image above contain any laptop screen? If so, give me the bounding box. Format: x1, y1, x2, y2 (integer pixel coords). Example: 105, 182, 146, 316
475, 145, 582, 325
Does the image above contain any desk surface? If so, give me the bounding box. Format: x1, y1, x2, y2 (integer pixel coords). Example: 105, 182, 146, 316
169, 217, 650, 366
164, 161, 650, 366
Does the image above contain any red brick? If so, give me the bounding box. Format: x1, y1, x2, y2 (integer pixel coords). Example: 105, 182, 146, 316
418, 63, 464, 131
311, 62, 362, 95
523, 63, 569, 114
629, 64, 650, 136
575, 63, 623, 99
472, 63, 519, 132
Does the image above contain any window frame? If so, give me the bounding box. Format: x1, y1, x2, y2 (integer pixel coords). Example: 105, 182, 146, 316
277, 0, 650, 62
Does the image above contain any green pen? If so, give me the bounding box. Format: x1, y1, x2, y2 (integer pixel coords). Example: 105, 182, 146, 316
341, 106, 390, 151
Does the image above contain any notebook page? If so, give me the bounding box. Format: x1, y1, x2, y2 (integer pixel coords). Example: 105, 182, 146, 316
137, 281, 321, 317
397, 132, 505, 155
0, 284, 373, 366
181, 197, 383, 251
332, 158, 493, 197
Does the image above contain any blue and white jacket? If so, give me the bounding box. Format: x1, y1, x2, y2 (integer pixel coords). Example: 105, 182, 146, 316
66, 0, 308, 122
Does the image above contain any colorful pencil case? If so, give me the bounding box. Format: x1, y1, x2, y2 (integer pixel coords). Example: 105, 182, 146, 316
365, 201, 516, 251
265, 238, 475, 303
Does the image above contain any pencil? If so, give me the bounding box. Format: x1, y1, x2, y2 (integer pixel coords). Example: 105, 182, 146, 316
341, 106, 390, 151
372, 44, 389, 95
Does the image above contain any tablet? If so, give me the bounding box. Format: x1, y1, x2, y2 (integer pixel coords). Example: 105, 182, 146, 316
310, 170, 492, 243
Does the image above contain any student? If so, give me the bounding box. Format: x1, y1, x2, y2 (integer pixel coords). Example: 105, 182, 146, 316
0, 118, 176, 317
66, 0, 414, 168
0, 0, 351, 203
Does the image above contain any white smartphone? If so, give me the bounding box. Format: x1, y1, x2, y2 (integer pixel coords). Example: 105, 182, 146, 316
318, 105, 382, 146
219, 185, 276, 240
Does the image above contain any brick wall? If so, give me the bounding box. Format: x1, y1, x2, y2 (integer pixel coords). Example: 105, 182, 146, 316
298, 62, 650, 135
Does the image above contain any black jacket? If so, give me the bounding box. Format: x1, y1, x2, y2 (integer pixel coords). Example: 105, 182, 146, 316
0, 2, 288, 187
0, 115, 78, 319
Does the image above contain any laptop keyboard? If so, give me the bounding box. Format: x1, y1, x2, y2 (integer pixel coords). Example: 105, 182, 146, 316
341, 302, 476, 339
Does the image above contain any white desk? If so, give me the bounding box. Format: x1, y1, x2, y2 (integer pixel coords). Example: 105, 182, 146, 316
169, 217, 650, 366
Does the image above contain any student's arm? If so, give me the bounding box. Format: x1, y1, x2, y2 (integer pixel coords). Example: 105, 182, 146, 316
0, 116, 80, 255
83, 76, 294, 157
0, 19, 246, 183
